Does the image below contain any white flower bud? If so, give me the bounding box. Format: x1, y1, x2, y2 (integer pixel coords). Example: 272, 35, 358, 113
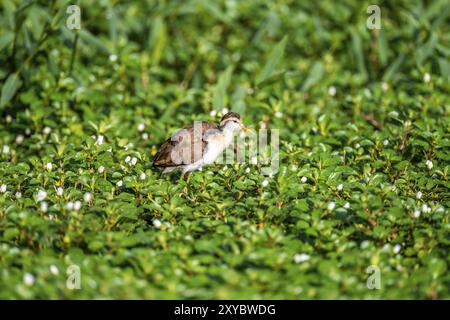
153, 219, 162, 228
23, 273, 35, 286
83, 192, 92, 203
294, 253, 310, 264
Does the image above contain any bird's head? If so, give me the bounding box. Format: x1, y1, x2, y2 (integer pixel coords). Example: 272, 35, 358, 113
219, 112, 246, 133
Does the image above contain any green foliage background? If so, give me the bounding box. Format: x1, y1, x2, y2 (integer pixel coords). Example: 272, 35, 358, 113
0, 0, 449, 299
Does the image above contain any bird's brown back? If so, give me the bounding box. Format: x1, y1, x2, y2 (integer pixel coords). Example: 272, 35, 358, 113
153, 122, 218, 167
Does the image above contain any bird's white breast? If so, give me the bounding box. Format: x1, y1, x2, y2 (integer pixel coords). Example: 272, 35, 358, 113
203, 132, 233, 164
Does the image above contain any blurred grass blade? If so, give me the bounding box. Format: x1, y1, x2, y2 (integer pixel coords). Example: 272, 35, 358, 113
351, 32, 367, 80
213, 65, 233, 111
0, 73, 21, 108
197, 0, 231, 25
79, 29, 111, 54
301, 62, 324, 92
149, 16, 167, 66
438, 58, 450, 80
256, 36, 287, 86
377, 30, 388, 67
0, 32, 15, 53
383, 54, 404, 81
416, 33, 437, 65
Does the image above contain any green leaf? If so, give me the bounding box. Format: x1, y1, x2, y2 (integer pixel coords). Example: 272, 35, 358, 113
79, 29, 111, 54
438, 58, 450, 80
149, 16, 167, 66
351, 32, 367, 79
383, 54, 404, 81
377, 30, 388, 66
416, 33, 437, 65
256, 36, 287, 85
213, 65, 233, 111
301, 62, 324, 91
0, 32, 14, 53
0, 73, 21, 108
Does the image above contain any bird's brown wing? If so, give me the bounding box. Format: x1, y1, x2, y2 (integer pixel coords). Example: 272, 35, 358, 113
153, 122, 218, 167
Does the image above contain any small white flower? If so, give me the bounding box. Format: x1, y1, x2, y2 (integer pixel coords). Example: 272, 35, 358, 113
66, 201, 74, 211
142, 133, 149, 140
421, 203, 431, 213
416, 191, 423, 199
301, 176, 308, 183
43, 126, 51, 134
2, 145, 10, 154
293, 253, 310, 264
262, 179, 269, 187
343, 202, 350, 209
381, 82, 389, 92
45, 162, 53, 171
327, 201, 335, 211
153, 219, 162, 228
389, 111, 399, 118
360, 240, 370, 249
50, 265, 59, 275
6, 115, 12, 123
393, 244, 401, 254
209, 110, 217, 117
36, 190, 47, 202
328, 86, 337, 97
125, 156, 131, 163
40, 201, 48, 213
15, 135, 24, 144
95, 135, 104, 145
250, 156, 258, 164
23, 273, 35, 286
25, 128, 31, 135
245, 167, 251, 173
0, 184, 7, 193
55, 187, 63, 197
383, 139, 389, 146
423, 73, 430, 83
426, 160, 433, 170
413, 209, 421, 218
275, 111, 283, 118
109, 54, 118, 62
247, 87, 254, 95
83, 192, 92, 203
139, 172, 146, 180
116, 180, 123, 187
337, 184, 343, 191
15, 191, 22, 199
138, 123, 145, 132
355, 143, 360, 149
74, 200, 82, 211
98, 166, 105, 174
131, 157, 138, 166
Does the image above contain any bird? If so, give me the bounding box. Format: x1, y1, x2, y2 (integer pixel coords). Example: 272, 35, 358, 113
153, 112, 246, 176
